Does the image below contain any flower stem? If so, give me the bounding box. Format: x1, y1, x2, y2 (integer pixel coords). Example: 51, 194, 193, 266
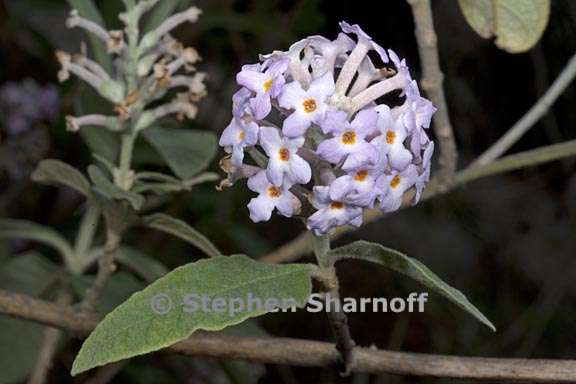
117, 132, 136, 191
312, 233, 357, 375
312, 234, 331, 268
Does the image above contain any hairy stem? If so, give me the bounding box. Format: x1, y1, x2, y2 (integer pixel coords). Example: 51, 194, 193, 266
79, 220, 122, 312
117, 132, 136, 191
313, 235, 356, 375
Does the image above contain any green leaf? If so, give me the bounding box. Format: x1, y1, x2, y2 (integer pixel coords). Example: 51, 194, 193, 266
328, 241, 496, 331
88, 165, 145, 210
31, 159, 91, 197
71, 256, 313, 375
116, 246, 169, 282
72, 272, 145, 314
142, 213, 221, 258
66, 0, 112, 72
0, 219, 75, 263
143, 126, 217, 180
143, 0, 181, 33
0, 253, 60, 384
458, 0, 550, 53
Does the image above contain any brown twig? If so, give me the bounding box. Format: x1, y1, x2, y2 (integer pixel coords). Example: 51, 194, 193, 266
1, 289, 576, 382
407, 0, 458, 186
79, 225, 121, 312
27, 291, 73, 384
85, 362, 126, 384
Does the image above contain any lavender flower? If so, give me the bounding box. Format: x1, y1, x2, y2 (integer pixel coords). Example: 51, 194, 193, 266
329, 168, 381, 207
377, 165, 419, 213
237, 59, 288, 120
371, 105, 413, 171
247, 170, 301, 222
306, 186, 363, 236
259, 126, 311, 187
218, 22, 436, 234
278, 72, 335, 137
316, 108, 379, 171
219, 117, 259, 166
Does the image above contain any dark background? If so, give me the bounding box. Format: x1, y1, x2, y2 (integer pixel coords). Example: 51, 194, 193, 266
1, 0, 576, 383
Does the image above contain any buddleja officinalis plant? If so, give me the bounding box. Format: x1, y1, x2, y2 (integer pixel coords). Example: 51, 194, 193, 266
17, 0, 576, 381
30, 4, 495, 373
5, 0, 576, 380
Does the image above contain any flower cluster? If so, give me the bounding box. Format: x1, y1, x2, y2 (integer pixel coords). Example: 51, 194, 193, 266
57, 2, 206, 135
219, 22, 436, 235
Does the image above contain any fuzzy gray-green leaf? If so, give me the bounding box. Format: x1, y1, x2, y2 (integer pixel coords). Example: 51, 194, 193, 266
71, 256, 313, 375
0, 219, 75, 263
31, 159, 91, 197
88, 166, 144, 210
143, 127, 217, 180
458, 0, 550, 53
142, 213, 221, 257
328, 240, 495, 331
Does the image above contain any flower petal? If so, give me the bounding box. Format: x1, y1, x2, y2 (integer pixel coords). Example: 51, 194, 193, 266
248, 195, 275, 222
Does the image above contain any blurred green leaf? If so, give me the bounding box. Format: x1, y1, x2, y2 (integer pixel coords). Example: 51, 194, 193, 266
142, 126, 217, 180
81, 126, 120, 165
71, 255, 313, 375
72, 271, 145, 314
0, 253, 60, 384
328, 240, 496, 331
31, 159, 91, 197
66, 0, 113, 71
74, 84, 119, 164
0, 219, 75, 263
458, 0, 550, 53
143, 0, 181, 33
88, 165, 145, 210
142, 213, 221, 257
116, 246, 169, 282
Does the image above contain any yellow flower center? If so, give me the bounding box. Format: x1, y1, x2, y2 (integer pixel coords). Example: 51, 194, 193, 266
390, 175, 401, 189
330, 202, 344, 210
341, 131, 357, 145
279, 147, 290, 162
386, 130, 396, 144
302, 98, 317, 113
267, 186, 282, 198
238, 130, 245, 141
263, 79, 273, 93
354, 170, 369, 182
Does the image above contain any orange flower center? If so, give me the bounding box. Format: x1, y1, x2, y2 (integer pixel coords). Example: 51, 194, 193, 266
354, 170, 369, 182
386, 130, 396, 144
267, 186, 282, 198
330, 202, 344, 210
390, 175, 401, 189
279, 147, 290, 162
263, 79, 273, 92
341, 131, 357, 145
302, 98, 317, 113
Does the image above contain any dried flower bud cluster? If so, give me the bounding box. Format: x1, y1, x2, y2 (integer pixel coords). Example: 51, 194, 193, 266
219, 22, 436, 235
58, 1, 206, 134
